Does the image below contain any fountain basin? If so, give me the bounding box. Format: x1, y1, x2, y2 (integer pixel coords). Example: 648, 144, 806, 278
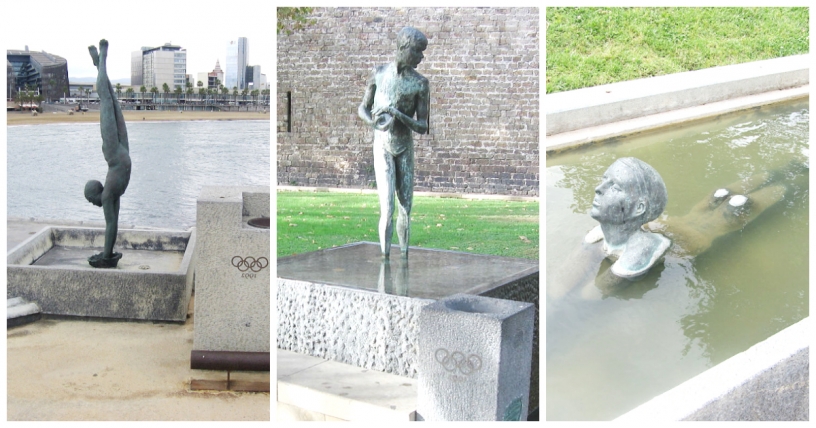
7, 226, 195, 322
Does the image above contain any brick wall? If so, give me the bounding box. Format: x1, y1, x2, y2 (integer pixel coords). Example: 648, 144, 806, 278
278, 7, 539, 196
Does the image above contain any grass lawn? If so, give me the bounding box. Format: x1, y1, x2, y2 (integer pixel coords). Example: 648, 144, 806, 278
277, 192, 539, 260
546, 7, 809, 93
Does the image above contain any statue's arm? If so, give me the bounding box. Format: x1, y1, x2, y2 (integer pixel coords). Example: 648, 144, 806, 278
357, 72, 377, 128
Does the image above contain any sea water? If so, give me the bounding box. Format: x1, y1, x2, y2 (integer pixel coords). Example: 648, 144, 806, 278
8, 120, 270, 230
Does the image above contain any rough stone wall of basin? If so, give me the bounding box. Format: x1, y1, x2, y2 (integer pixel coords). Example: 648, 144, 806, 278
277, 278, 433, 378
278, 7, 539, 196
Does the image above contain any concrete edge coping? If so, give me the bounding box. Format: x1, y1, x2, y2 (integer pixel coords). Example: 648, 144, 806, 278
6, 216, 185, 231
276, 186, 539, 202
546, 85, 809, 154
615, 317, 810, 422
546, 54, 810, 135
277, 349, 417, 421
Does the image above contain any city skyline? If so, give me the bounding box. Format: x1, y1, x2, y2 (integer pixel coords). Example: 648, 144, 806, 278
4, 1, 271, 85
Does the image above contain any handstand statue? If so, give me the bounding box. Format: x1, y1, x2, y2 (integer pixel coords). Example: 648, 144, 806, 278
358, 27, 430, 259
85, 39, 132, 268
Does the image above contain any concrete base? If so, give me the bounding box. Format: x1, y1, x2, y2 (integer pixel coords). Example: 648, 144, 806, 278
277, 349, 417, 421
616, 317, 809, 421
193, 186, 270, 353
7, 227, 195, 322
417, 294, 535, 421
7, 297, 41, 328
277, 242, 539, 411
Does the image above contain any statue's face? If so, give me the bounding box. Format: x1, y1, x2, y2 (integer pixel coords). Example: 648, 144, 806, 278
590, 161, 644, 225
398, 43, 425, 69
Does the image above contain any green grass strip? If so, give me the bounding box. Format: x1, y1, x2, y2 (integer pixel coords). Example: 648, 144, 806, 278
546, 7, 809, 93
278, 192, 539, 260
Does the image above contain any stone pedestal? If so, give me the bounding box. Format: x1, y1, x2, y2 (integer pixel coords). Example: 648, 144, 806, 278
193, 186, 270, 353
277, 242, 538, 376
7, 227, 195, 321
417, 294, 534, 421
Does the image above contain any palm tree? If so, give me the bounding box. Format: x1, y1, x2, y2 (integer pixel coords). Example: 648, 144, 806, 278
161, 83, 170, 104
140, 85, 147, 105
34, 94, 44, 112
48, 79, 56, 103
115, 83, 122, 98
150, 86, 159, 103
126, 87, 134, 103
220, 86, 228, 103
174, 85, 182, 103
198, 87, 206, 102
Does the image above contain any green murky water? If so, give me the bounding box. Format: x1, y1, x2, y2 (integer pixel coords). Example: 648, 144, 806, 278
546, 98, 809, 421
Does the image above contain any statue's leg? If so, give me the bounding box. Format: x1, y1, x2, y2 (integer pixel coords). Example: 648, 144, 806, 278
395, 146, 414, 258
96, 40, 118, 149
373, 142, 396, 258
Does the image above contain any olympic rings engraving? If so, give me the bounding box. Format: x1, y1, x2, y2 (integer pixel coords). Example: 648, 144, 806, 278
434, 348, 482, 375
231, 256, 269, 273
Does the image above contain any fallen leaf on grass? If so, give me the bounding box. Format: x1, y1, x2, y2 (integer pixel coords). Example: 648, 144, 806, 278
289, 223, 298, 227
519, 236, 530, 243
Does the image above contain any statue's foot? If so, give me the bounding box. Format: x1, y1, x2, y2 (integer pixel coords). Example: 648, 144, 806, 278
88, 252, 122, 268
88, 46, 99, 67
99, 39, 108, 62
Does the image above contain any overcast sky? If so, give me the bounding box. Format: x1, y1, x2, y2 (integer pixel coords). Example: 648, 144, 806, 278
5, 0, 273, 83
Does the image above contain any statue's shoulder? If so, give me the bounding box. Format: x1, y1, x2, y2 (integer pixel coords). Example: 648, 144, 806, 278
408, 68, 429, 85
611, 231, 670, 279
366, 64, 387, 83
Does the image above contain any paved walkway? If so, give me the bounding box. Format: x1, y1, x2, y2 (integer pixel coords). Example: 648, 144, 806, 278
7, 219, 270, 421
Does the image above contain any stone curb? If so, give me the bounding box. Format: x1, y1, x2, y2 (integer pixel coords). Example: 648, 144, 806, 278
615, 317, 810, 421
546, 85, 808, 154
546, 54, 810, 136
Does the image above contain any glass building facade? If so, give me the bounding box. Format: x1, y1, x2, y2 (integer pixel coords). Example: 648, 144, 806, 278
225, 37, 248, 90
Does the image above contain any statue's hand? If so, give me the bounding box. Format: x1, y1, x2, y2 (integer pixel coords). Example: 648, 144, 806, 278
372, 106, 395, 131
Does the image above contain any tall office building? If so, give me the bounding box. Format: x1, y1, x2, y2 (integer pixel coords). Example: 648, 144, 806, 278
245, 65, 261, 90
225, 37, 248, 90
131, 43, 186, 90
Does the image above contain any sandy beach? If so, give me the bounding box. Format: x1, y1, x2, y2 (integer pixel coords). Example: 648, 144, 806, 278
7, 109, 270, 126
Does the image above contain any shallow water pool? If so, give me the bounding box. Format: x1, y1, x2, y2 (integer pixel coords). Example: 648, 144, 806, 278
546, 98, 808, 420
